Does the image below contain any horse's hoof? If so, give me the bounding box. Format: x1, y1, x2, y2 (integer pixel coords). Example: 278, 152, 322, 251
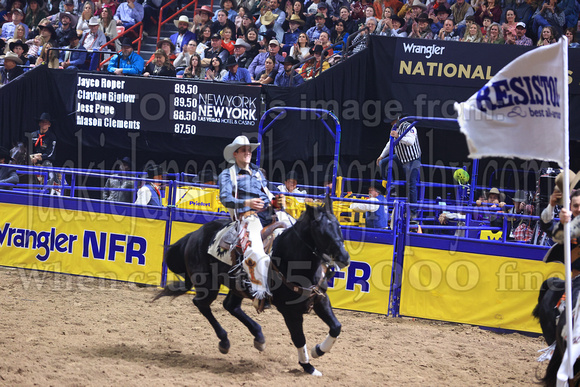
299, 362, 322, 376
310, 344, 325, 359
254, 338, 266, 352
218, 340, 230, 354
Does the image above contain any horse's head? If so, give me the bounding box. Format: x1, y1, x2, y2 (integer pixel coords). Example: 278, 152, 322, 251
304, 195, 350, 269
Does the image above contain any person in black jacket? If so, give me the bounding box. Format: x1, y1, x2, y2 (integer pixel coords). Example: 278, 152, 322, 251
30, 112, 57, 166
143, 49, 177, 77
0, 52, 24, 85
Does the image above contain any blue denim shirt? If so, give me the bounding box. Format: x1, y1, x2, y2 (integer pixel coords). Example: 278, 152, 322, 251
219, 163, 271, 214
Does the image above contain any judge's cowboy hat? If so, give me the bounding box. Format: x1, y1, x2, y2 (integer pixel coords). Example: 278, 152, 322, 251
174, 15, 193, 29
3, 51, 23, 65
223, 135, 260, 164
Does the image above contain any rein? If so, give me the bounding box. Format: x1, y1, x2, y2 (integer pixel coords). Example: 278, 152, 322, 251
270, 259, 332, 302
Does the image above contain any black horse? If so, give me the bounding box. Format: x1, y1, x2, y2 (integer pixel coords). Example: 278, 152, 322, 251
536, 276, 580, 386
156, 197, 350, 376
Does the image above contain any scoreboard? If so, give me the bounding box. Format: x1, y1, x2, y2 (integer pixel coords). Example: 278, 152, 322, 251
75, 73, 262, 138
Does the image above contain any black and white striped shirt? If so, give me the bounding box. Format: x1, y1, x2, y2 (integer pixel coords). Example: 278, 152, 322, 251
380, 121, 421, 164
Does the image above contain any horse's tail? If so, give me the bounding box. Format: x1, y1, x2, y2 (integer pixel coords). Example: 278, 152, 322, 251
538, 340, 563, 387
152, 233, 194, 302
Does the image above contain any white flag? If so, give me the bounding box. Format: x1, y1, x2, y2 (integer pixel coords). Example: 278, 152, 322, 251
454, 38, 567, 167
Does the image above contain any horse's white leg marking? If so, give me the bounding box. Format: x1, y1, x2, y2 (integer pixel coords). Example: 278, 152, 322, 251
297, 345, 322, 376
298, 345, 310, 364
311, 334, 338, 358
320, 334, 337, 352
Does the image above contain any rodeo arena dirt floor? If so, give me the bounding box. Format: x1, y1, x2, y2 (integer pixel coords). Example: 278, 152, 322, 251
0, 266, 548, 386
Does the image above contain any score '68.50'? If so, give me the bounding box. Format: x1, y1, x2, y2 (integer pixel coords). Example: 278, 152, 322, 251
174, 123, 196, 135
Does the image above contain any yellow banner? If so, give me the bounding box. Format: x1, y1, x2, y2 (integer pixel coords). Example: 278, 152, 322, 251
0, 203, 166, 285
327, 240, 393, 315
399, 246, 564, 332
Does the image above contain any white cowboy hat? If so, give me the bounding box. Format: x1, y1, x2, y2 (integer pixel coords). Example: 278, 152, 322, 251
174, 15, 193, 28
223, 135, 260, 163
88, 16, 100, 26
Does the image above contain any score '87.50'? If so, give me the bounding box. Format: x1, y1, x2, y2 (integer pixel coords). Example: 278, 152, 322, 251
174, 123, 196, 135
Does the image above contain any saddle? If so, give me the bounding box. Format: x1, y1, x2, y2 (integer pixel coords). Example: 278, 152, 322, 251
209, 219, 288, 265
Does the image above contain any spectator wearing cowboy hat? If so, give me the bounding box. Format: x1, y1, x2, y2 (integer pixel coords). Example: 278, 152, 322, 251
274, 55, 303, 86
8, 40, 30, 68
409, 12, 434, 38
1, 52, 24, 85
282, 14, 304, 49
171, 15, 197, 53
211, 9, 236, 35
80, 16, 106, 50
430, 5, 450, 35
30, 112, 57, 166
107, 36, 144, 75
0, 146, 19, 190
247, 37, 283, 79
192, 5, 214, 35
257, 9, 284, 42
212, 0, 238, 23
135, 165, 164, 206
231, 37, 251, 68
55, 10, 77, 47
58, 30, 87, 69
146, 37, 176, 66
2, 8, 30, 40
37, 22, 57, 44
299, 44, 329, 79
306, 12, 330, 42
222, 55, 252, 82
377, 14, 407, 37
80, 16, 107, 70
350, 184, 389, 229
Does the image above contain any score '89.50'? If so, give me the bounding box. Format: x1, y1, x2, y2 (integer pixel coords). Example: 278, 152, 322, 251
174, 83, 198, 94
174, 123, 196, 135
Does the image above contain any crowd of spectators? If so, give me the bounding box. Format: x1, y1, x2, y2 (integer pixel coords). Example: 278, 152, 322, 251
1, 0, 579, 85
